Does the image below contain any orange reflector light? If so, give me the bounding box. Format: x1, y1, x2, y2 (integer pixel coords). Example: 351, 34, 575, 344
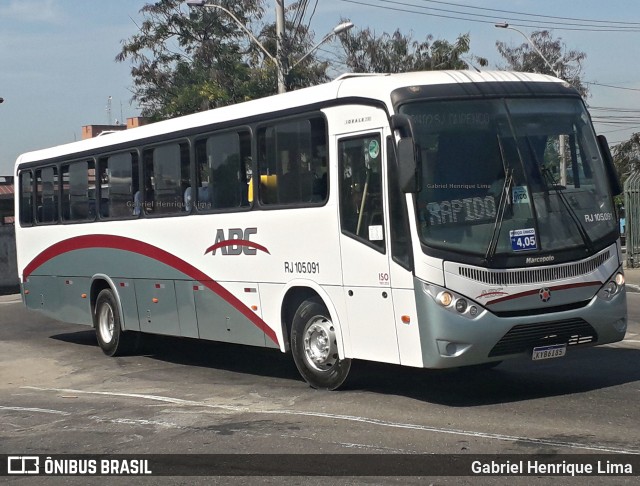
401, 315, 411, 324
152, 298, 159, 304
251, 305, 258, 311
24, 290, 30, 295
81, 294, 87, 299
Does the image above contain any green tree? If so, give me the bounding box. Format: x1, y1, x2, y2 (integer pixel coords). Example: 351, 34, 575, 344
117, 0, 328, 120
496, 30, 588, 98
339, 28, 487, 73
613, 133, 640, 186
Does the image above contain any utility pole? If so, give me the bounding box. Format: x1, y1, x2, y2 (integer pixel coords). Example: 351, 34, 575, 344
275, 0, 287, 94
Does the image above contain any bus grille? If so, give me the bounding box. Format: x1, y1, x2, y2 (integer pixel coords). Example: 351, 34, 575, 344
459, 251, 610, 286
488, 318, 597, 357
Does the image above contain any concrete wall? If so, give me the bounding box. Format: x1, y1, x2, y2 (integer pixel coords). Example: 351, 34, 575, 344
0, 225, 19, 293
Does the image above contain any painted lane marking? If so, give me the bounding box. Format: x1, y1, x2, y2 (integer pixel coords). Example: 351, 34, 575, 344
23, 386, 638, 455
0, 405, 72, 416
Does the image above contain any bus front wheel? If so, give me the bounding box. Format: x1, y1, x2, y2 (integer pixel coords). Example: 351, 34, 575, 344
94, 288, 137, 357
290, 297, 351, 390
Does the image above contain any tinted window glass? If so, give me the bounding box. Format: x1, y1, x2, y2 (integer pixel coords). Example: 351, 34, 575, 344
62, 160, 96, 222
98, 152, 139, 218
257, 117, 327, 205
339, 134, 385, 251
143, 143, 189, 215
35, 166, 58, 224
19, 171, 34, 226
193, 131, 251, 211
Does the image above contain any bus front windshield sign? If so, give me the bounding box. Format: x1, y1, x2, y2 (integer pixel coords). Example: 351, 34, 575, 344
400, 98, 617, 259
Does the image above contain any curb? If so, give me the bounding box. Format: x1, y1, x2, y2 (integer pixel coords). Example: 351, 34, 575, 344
625, 284, 640, 294
0, 294, 21, 304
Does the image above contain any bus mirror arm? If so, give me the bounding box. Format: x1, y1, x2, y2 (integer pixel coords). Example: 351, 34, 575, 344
597, 135, 622, 196
391, 114, 422, 193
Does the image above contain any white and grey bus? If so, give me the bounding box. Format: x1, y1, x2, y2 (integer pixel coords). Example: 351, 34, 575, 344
15, 71, 627, 389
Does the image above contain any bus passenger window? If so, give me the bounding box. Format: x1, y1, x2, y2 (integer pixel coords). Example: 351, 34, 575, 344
62, 160, 95, 222
19, 171, 34, 226
194, 130, 250, 211
35, 167, 58, 224
143, 142, 189, 215
257, 117, 327, 206
98, 152, 138, 219
339, 135, 385, 251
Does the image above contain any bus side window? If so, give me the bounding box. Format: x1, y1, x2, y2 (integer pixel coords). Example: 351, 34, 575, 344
98, 152, 138, 219
62, 160, 95, 222
19, 171, 34, 226
143, 142, 189, 215
194, 130, 250, 211
35, 166, 58, 224
257, 116, 327, 206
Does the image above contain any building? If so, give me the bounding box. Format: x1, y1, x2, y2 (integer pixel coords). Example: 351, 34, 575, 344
0, 176, 14, 225
81, 116, 149, 139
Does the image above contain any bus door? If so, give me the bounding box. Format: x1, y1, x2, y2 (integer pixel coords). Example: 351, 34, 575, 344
337, 131, 400, 364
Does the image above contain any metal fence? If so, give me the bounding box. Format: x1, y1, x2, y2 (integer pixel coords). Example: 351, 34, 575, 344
624, 172, 640, 268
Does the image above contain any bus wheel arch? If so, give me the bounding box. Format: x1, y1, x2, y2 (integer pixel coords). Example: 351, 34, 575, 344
282, 286, 351, 390
90, 276, 138, 356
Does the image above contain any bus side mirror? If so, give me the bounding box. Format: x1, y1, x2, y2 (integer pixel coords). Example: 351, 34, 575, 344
397, 138, 421, 193
597, 135, 622, 196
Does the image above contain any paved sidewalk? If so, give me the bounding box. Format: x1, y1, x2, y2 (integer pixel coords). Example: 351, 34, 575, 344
624, 265, 640, 293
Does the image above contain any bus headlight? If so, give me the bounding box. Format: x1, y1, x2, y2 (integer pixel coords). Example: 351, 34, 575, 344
437, 291, 453, 307
422, 282, 483, 320
599, 269, 625, 300
455, 298, 468, 313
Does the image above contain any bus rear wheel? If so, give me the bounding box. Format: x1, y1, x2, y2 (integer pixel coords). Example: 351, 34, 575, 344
94, 288, 137, 357
290, 297, 351, 390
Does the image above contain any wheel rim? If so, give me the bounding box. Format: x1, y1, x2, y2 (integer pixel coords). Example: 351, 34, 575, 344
302, 315, 339, 372
98, 302, 115, 344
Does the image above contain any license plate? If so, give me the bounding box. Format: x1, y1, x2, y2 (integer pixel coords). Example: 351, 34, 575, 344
532, 344, 567, 361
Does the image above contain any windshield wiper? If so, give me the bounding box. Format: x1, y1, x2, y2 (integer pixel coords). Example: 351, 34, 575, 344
540, 164, 594, 252
484, 167, 514, 265
483, 130, 514, 265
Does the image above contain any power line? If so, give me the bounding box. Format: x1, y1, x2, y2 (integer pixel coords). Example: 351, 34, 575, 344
415, 0, 640, 27
338, 0, 640, 32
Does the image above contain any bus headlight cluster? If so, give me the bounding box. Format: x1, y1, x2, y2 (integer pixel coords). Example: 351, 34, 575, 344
599, 270, 625, 300
427, 284, 481, 319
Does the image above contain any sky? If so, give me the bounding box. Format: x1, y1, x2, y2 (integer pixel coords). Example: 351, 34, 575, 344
1, 0, 639, 176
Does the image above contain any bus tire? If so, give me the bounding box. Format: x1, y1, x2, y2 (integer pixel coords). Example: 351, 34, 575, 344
290, 297, 351, 390
94, 288, 137, 357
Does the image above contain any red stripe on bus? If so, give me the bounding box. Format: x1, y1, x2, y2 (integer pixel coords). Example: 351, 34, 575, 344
486, 281, 602, 306
23, 235, 278, 345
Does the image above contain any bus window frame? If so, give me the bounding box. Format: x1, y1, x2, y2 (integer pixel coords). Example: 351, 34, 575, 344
191, 125, 255, 215
140, 139, 191, 219
255, 111, 330, 211
96, 149, 141, 222
34, 165, 59, 226
60, 158, 97, 225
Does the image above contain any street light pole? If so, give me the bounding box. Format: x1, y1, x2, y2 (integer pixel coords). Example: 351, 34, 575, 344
495, 22, 567, 185
495, 23, 560, 78
275, 0, 287, 94
289, 22, 354, 71
185, 0, 278, 66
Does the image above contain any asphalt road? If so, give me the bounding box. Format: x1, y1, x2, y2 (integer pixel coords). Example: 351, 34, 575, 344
1, 293, 640, 485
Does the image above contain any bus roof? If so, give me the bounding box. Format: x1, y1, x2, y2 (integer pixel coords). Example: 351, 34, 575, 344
16, 70, 563, 167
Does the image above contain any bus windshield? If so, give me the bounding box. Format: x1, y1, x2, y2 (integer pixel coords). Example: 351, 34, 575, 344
400, 98, 617, 259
